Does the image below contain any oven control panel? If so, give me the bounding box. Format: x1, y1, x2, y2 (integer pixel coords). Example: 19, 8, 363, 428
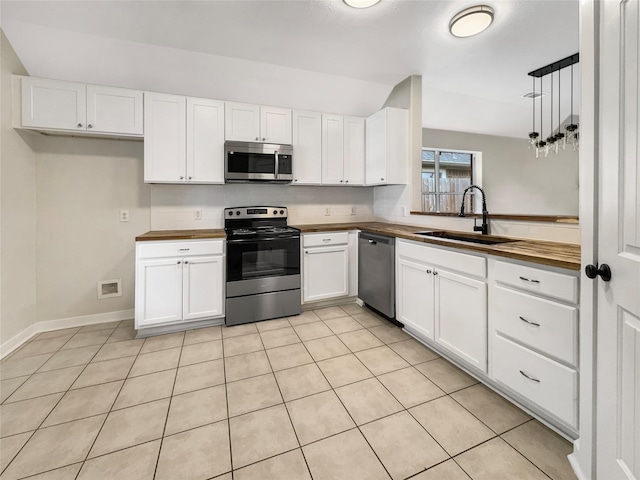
225, 207, 287, 219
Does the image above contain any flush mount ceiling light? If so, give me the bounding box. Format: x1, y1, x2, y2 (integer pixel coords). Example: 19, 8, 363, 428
343, 0, 381, 8
449, 5, 494, 38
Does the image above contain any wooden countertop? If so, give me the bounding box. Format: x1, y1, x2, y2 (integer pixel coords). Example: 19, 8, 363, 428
136, 229, 226, 241
136, 221, 581, 271
294, 222, 581, 271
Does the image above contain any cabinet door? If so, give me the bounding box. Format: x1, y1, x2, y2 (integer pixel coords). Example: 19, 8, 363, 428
397, 258, 435, 340
385, 107, 409, 185
365, 109, 387, 185
303, 246, 349, 302
321, 114, 344, 185
186, 98, 225, 184
144, 92, 187, 183
136, 258, 183, 328
292, 110, 322, 185
343, 116, 365, 186
21, 77, 86, 131
435, 269, 487, 372
225, 102, 260, 141
261, 106, 292, 144
86, 85, 143, 135
183, 255, 225, 321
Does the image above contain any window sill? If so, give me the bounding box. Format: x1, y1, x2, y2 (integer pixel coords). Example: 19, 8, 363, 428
409, 212, 579, 224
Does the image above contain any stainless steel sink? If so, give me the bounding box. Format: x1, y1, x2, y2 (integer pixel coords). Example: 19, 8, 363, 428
413, 231, 518, 245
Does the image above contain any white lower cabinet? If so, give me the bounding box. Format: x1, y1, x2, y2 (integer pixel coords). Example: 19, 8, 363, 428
135, 240, 225, 330
397, 239, 488, 373
302, 232, 350, 303
396, 257, 435, 339
435, 269, 487, 371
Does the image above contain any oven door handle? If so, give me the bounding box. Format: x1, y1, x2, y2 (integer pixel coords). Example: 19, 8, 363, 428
227, 235, 300, 244
274, 150, 279, 179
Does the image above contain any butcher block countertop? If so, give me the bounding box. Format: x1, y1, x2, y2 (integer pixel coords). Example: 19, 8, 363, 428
136, 221, 581, 271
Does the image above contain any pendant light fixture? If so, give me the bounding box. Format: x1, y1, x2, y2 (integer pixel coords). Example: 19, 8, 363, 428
527, 53, 579, 157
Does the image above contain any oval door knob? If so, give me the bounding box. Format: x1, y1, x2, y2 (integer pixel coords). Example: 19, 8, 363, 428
585, 263, 612, 281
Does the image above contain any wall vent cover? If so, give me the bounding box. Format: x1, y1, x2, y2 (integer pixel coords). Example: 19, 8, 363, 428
98, 279, 122, 299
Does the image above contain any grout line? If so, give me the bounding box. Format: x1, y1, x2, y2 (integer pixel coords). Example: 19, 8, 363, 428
152, 329, 187, 480
220, 323, 234, 477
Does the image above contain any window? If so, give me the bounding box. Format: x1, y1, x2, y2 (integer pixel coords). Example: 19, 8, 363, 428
421, 148, 476, 213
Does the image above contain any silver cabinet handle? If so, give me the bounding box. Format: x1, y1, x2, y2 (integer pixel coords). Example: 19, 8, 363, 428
178, 248, 190, 252
426, 269, 432, 274
177, 261, 181, 265
519, 370, 540, 383
519, 316, 540, 327
88, 124, 93, 129
77, 123, 83, 128
519, 276, 540, 284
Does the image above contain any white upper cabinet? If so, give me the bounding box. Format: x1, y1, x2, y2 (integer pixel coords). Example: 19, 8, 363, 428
261, 106, 292, 144
322, 114, 365, 186
321, 114, 345, 185
225, 102, 260, 141
365, 107, 408, 185
86, 85, 143, 135
292, 110, 322, 185
21, 77, 86, 131
20, 77, 143, 136
343, 116, 365, 185
225, 102, 292, 144
186, 97, 225, 184
144, 92, 187, 183
145, 92, 225, 184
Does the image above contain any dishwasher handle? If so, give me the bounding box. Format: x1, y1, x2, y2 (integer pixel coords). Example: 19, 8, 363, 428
359, 232, 395, 245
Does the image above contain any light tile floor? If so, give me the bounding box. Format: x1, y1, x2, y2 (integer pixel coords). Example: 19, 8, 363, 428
0, 304, 578, 480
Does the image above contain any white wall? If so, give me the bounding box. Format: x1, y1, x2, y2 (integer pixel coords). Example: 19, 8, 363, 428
33, 137, 150, 322
423, 128, 579, 216
0, 31, 37, 346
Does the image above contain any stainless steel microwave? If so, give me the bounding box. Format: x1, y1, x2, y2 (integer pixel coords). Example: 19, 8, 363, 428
224, 142, 293, 184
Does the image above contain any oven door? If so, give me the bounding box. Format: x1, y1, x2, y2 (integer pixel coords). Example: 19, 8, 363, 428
226, 235, 301, 297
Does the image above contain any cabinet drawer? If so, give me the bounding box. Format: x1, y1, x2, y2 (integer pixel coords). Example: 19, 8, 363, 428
494, 260, 578, 304
303, 232, 349, 247
397, 239, 486, 278
137, 240, 224, 259
493, 285, 578, 366
492, 333, 578, 428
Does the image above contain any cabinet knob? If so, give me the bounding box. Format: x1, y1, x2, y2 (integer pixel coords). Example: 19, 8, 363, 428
426, 269, 432, 274
87, 124, 93, 129
184, 261, 189, 264
180, 176, 184, 180
433, 271, 438, 276
255, 137, 259, 141
77, 123, 83, 128
585, 263, 612, 282
188, 176, 192, 180
305, 251, 309, 254
177, 261, 181, 265
340, 180, 343, 183
294, 179, 298, 182
381, 178, 384, 181
262, 137, 266, 141
345, 180, 349, 183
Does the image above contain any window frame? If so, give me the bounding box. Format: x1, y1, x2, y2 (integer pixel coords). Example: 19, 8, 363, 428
421, 147, 482, 214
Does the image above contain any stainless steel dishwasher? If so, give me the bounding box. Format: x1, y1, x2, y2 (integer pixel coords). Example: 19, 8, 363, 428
358, 232, 398, 322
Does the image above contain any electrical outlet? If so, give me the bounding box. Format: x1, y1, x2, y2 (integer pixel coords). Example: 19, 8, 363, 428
325, 207, 331, 216
351, 206, 356, 216
194, 209, 202, 220
119, 210, 129, 222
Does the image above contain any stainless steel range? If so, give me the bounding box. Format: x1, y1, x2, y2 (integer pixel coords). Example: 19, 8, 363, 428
224, 206, 301, 326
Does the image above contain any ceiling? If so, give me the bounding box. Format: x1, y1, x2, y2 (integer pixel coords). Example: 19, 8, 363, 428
0, 0, 579, 138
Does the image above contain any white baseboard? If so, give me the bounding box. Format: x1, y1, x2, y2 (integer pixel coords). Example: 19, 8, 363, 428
0, 309, 134, 359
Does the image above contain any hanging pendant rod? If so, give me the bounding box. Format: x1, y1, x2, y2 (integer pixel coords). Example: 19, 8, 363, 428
527, 53, 579, 78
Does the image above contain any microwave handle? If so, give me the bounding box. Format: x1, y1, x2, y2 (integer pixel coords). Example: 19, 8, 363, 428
274, 150, 279, 179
